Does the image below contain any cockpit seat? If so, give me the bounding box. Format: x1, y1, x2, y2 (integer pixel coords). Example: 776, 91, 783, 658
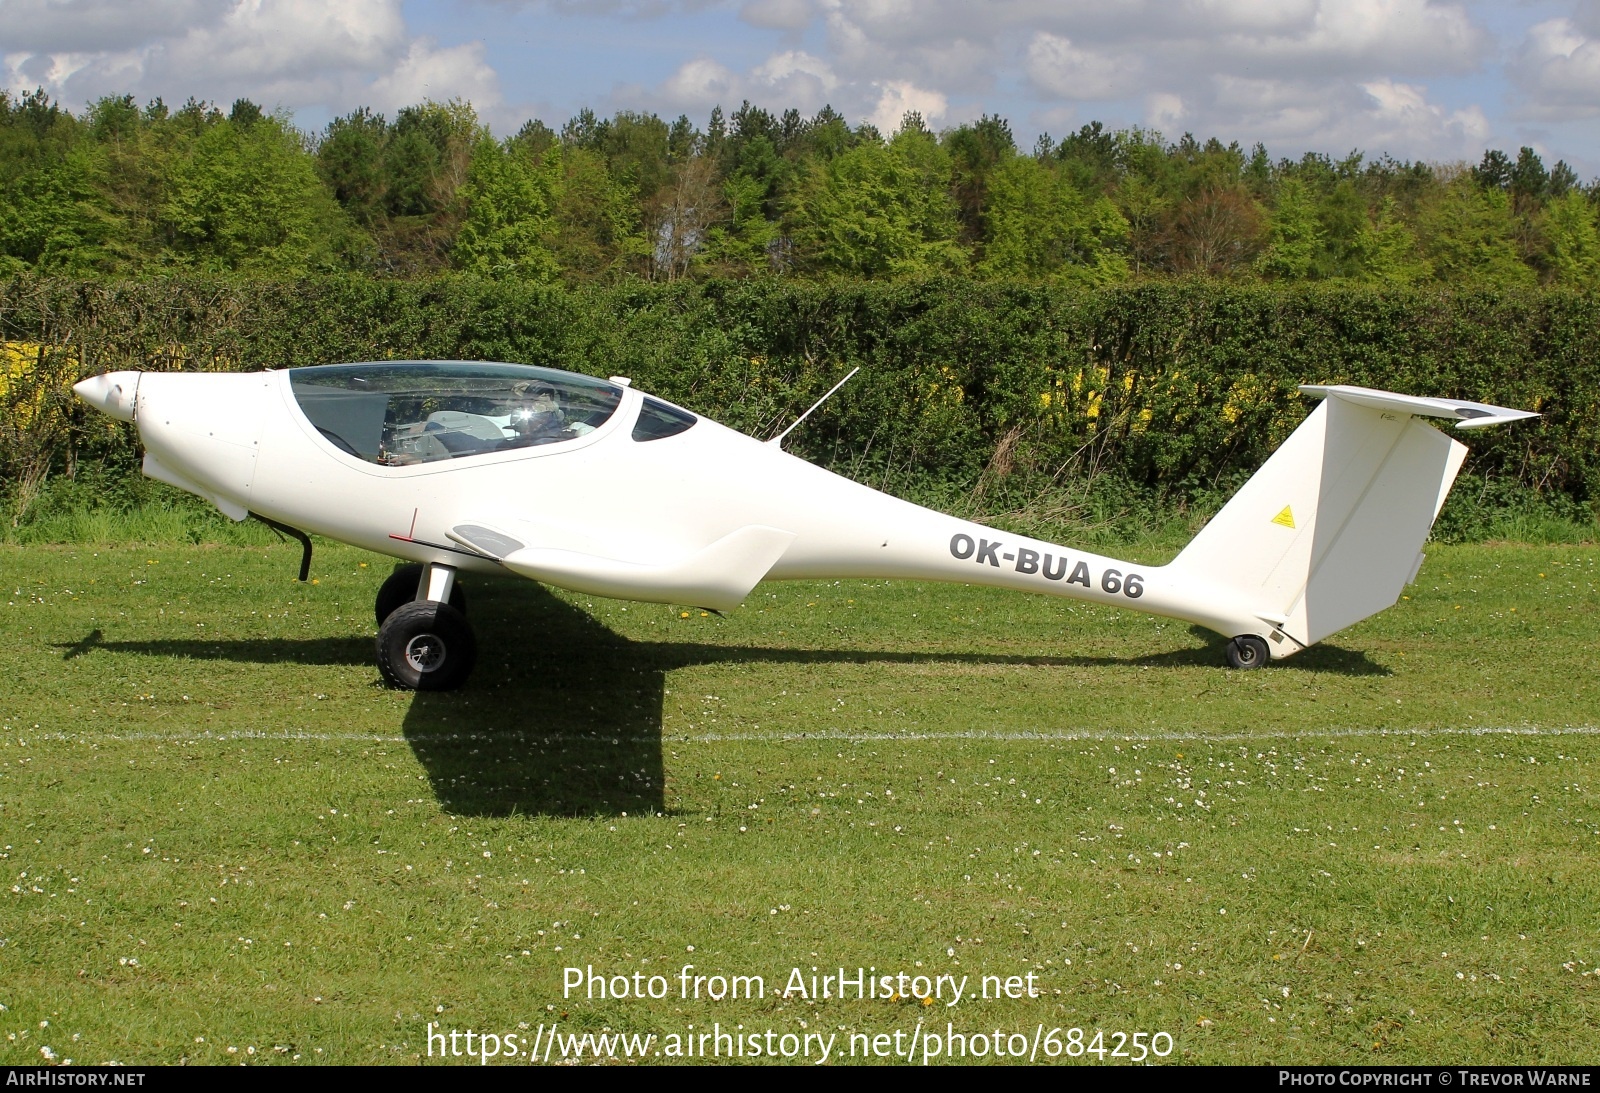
426, 410, 508, 441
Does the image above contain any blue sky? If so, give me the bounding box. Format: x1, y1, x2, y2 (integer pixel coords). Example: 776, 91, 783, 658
4, 0, 1598, 173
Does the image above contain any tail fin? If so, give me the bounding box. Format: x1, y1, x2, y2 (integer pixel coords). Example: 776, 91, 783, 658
1171, 385, 1535, 649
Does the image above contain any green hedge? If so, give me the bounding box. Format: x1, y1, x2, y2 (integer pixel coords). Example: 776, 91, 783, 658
4, 277, 1596, 533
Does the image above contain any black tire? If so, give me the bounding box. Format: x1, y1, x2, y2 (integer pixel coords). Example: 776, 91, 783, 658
376, 601, 477, 691
1224, 634, 1271, 670
375, 563, 466, 627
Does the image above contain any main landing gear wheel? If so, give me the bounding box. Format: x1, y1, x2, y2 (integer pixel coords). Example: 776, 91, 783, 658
1224, 634, 1271, 670
375, 562, 466, 626
376, 601, 477, 691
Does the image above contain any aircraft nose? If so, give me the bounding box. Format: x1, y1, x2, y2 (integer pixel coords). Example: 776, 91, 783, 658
73, 371, 142, 422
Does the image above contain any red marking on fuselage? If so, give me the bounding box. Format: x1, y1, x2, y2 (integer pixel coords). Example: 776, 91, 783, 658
390, 507, 420, 542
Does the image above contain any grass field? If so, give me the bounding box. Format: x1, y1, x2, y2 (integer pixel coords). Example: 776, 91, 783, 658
1, 537, 1597, 1065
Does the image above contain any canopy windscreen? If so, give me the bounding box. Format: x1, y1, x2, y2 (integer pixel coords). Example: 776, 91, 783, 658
289, 361, 624, 465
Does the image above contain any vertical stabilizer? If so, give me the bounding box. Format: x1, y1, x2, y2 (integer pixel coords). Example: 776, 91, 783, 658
1170, 386, 1526, 651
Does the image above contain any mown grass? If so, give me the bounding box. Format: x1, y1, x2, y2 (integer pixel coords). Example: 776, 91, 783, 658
1, 537, 1597, 1065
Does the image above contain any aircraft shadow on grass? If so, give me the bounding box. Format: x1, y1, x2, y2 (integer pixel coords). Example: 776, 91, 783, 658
57, 579, 1387, 818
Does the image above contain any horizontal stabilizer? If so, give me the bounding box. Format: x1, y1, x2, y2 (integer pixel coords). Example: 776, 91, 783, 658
1299, 385, 1538, 430
496, 524, 795, 612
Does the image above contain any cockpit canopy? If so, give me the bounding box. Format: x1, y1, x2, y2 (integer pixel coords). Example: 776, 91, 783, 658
289, 361, 626, 465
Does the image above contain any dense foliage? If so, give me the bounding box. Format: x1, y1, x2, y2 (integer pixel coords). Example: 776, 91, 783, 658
3, 278, 1595, 538
4, 89, 1599, 289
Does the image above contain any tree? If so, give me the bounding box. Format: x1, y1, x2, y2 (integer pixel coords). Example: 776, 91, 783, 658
702, 167, 780, 274
1538, 190, 1600, 287
1472, 149, 1512, 191
1054, 121, 1120, 194
317, 108, 389, 226
0, 89, 112, 273
1112, 127, 1180, 273
560, 107, 608, 151
978, 155, 1128, 284
1509, 146, 1549, 214
1316, 179, 1367, 277
510, 119, 557, 160
1255, 177, 1321, 280
667, 114, 698, 163
598, 111, 673, 204
161, 113, 348, 273
1421, 177, 1537, 287
374, 100, 482, 273
649, 154, 723, 280
704, 105, 726, 160
1350, 196, 1431, 284
79, 95, 161, 270
548, 145, 648, 280
787, 126, 964, 278
731, 135, 789, 222
384, 100, 480, 218
1549, 160, 1579, 199
454, 136, 559, 280
800, 105, 852, 162
0, 149, 109, 274
944, 114, 1015, 249
10, 90, 1600, 290
727, 100, 778, 160
1167, 187, 1263, 275
229, 98, 263, 128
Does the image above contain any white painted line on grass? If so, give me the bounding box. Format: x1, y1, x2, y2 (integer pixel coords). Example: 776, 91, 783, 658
19, 724, 1600, 745
684, 725, 1600, 743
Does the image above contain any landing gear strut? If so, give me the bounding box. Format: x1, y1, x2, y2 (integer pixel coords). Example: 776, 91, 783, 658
375, 562, 466, 626
375, 562, 476, 691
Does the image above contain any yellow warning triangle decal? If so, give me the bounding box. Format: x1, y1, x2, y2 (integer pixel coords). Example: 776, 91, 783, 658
1271, 505, 1296, 529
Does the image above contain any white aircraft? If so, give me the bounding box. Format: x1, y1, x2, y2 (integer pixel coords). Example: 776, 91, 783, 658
73, 361, 1534, 690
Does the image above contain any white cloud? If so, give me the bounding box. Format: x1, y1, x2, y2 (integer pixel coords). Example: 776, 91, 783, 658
1360, 77, 1489, 146
808, 0, 1501, 158
1146, 92, 1184, 129
620, 0, 1505, 160
0, 0, 213, 53
369, 39, 504, 115
661, 56, 742, 109
649, 41, 961, 133
868, 79, 947, 132
0, 0, 500, 126
1025, 32, 1133, 100
819, 0, 998, 91
696, 0, 1497, 155
1511, 17, 1600, 120
751, 49, 839, 108
1126, 73, 1492, 160
1209, 0, 1486, 79
655, 49, 838, 115
805, 0, 1484, 78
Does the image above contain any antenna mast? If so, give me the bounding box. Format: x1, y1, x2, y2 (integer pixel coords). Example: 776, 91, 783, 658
767, 367, 861, 447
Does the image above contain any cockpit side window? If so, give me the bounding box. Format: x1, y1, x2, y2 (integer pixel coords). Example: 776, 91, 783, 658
289, 361, 623, 465
631, 397, 697, 441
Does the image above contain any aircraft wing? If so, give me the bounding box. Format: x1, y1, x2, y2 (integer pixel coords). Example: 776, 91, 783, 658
447, 521, 795, 613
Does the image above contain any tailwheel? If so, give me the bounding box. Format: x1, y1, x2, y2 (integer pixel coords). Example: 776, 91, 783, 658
375, 562, 466, 626
1224, 634, 1271, 670
376, 601, 477, 691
